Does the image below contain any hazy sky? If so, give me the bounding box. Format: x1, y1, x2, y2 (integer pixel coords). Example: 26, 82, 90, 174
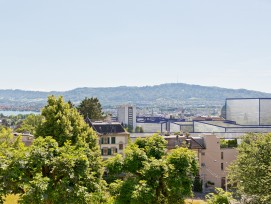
0, 0, 271, 92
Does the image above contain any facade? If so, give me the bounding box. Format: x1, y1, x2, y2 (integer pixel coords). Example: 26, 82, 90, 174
198, 134, 237, 192
226, 98, 271, 126
86, 119, 130, 159
130, 133, 237, 191
117, 105, 136, 131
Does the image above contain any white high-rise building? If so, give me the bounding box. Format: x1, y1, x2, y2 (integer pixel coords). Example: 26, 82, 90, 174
117, 105, 136, 131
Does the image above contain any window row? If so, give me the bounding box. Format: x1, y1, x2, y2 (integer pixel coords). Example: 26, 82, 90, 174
101, 147, 118, 156
100, 137, 116, 144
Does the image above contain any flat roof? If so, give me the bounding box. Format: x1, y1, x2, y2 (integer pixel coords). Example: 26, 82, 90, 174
196, 121, 271, 128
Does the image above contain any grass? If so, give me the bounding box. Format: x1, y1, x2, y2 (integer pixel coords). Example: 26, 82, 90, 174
3, 195, 19, 204
185, 199, 207, 204
2, 195, 205, 204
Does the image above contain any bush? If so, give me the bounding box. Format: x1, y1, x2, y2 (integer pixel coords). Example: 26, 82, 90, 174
205, 188, 234, 204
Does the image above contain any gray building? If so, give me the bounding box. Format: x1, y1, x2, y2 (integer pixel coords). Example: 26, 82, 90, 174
226, 98, 271, 126
117, 105, 137, 131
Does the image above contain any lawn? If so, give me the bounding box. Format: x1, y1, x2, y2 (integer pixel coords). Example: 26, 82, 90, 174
3, 195, 19, 204
3, 195, 206, 204
185, 199, 207, 204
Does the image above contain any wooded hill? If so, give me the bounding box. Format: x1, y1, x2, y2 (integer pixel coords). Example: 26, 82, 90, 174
0, 83, 270, 110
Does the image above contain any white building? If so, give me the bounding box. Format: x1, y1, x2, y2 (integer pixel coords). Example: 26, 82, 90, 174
117, 105, 136, 131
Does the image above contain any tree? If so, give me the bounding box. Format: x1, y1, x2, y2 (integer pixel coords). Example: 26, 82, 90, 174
106, 134, 198, 204
36, 96, 98, 148
205, 188, 234, 204
77, 97, 104, 120
0, 96, 107, 204
16, 114, 43, 135
228, 133, 271, 203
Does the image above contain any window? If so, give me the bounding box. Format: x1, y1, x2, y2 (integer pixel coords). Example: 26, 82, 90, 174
201, 163, 205, 167
102, 137, 110, 144
108, 148, 112, 155
221, 152, 224, 160
119, 144, 124, 150
111, 137, 116, 144
221, 163, 224, 171
112, 147, 118, 154
102, 148, 108, 156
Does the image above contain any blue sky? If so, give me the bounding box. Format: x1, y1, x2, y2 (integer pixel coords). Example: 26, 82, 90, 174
0, 0, 271, 92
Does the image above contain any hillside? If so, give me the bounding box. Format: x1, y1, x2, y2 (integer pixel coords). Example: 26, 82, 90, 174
0, 83, 270, 111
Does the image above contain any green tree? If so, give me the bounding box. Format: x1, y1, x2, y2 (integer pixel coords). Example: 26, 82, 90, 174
228, 133, 271, 204
16, 114, 43, 135
205, 188, 234, 204
77, 97, 104, 120
106, 134, 198, 204
0, 96, 107, 204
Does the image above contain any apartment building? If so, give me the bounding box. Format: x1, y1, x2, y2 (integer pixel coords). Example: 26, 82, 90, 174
131, 133, 237, 191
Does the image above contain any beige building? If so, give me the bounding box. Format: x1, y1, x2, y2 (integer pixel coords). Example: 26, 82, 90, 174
198, 134, 237, 192
87, 120, 130, 159
132, 133, 238, 191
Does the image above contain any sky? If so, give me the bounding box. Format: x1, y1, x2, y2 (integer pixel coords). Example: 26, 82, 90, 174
0, 0, 271, 92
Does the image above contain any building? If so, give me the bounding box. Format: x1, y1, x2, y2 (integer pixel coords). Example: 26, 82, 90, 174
117, 105, 137, 131
130, 133, 237, 191
86, 118, 130, 159
13, 132, 34, 146
226, 98, 271, 126
198, 134, 237, 192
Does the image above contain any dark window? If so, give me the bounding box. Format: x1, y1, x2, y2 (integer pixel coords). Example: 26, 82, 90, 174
103, 148, 108, 156
119, 144, 124, 150
111, 137, 116, 144
101, 149, 104, 155
102, 137, 110, 144
221, 152, 224, 160
221, 163, 224, 171
108, 148, 112, 155
101, 137, 104, 144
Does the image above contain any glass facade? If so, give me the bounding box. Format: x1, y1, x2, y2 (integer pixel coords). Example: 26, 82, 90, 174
226, 99, 260, 125
260, 99, 271, 125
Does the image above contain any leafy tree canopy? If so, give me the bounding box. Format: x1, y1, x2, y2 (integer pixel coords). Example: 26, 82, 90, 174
106, 134, 198, 204
228, 133, 271, 204
0, 96, 107, 204
16, 114, 43, 135
77, 97, 104, 121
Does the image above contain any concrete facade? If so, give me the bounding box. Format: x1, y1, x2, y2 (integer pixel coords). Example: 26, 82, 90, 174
117, 105, 136, 131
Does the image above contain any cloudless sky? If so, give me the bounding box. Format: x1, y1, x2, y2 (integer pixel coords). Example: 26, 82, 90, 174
0, 0, 271, 92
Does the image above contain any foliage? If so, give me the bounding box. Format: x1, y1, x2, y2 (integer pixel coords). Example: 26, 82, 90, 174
15, 114, 43, 135
228, 133, 271, 204
106, 134, 198, 204
0, 96, 107, 204
220, 139, 237, 148
77, 97, 104, 120
36, 95, 99, 149
205, 188, 234, 204
135, 126, 144, 133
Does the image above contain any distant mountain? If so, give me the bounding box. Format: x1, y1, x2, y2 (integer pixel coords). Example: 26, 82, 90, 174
0, 83, 271, 111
